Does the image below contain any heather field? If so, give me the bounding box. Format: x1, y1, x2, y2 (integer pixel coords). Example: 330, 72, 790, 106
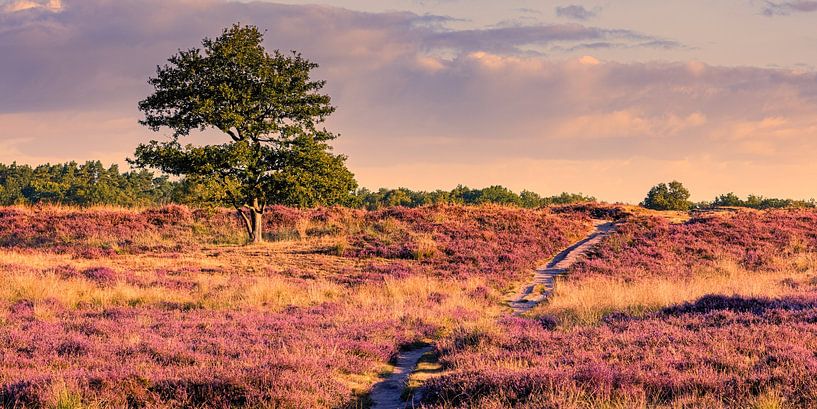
6, 2, 817, 408
0, 204, 591, 408
5, 204, 817, 408
422, 208, 817, 408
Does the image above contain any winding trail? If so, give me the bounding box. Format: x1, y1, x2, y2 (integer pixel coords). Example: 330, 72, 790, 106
368, 219, 614, 407
508, 219, 614, 315
370, 345, 433, 409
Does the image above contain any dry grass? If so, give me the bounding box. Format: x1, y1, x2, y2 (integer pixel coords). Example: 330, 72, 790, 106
0, 246, 507, 321
619, 205, 692, 224
534, 254, 817, 326
0, 237, 509, 407
412, 233, 439, 261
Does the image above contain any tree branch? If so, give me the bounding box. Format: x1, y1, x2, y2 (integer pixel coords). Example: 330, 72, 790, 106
225, 189, 253, 240
225, 129, 240, 142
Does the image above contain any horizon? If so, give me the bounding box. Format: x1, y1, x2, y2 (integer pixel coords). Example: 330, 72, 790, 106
2, 0, 817, 202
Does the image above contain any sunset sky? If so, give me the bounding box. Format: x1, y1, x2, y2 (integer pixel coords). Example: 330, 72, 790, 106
2, 0, 817, 202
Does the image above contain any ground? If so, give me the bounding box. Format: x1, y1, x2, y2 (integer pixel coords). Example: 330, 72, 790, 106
1, 204, 817, 408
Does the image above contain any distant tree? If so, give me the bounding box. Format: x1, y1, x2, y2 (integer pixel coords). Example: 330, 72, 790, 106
132, 24, 356, 243
543, 192, 596, 206
519, 190, 543, 208
711, 192, 814, 210
0, 161, 175, 206
642, 180, 692, 211
0, 163, 32, 204
383, 188, 414, 207
449, 185, 473, 204
745, 194, 763, 208
474, 185, 521, 205
713, 192, 742, 207
351, 185, 596, 210
427, 189, 451, 205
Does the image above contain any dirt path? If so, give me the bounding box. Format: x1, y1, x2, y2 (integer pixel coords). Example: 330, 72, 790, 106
369, 345, 433, 409
508, 219, 614, 315
368, 219, 614, 407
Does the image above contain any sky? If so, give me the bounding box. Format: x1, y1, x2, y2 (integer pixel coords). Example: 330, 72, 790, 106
1, 0, 817, 202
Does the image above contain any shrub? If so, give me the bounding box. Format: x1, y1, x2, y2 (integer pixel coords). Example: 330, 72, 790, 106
81, 267, 117, 286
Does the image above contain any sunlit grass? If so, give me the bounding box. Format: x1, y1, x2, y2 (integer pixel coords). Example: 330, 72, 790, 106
534, 254, 817, 326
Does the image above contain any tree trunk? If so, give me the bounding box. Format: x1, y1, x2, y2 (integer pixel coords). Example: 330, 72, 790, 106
251, 207, 263, 243
250, 197, 263, 243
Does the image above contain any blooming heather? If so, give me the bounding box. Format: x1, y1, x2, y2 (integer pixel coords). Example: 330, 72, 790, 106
422, 293, 817, 408
0, 204, 590, 408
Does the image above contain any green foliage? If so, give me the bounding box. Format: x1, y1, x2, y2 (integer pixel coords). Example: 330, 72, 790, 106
353, 185, 595, 210
641, 180, 692, 211
0, 161, 176, 206
712, 192, 815, 209
467, 185, 521, 206
713, 192, 742, 207
263, 135, 358, 208
0, 161, 595, 210
133, 23, 356, 240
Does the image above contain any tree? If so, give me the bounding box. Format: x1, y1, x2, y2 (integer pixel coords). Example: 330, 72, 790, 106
519, 190, 543, 208
713, 192, 742, 207
474, 185, 520, 205
641, 180, 692, 211
132, 24, 356, 243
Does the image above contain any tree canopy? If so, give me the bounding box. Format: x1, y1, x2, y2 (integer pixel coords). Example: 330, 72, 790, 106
641, 181, 692, 211
132, 23, 356, 242
0, 161, 175, 206
712, 192, 815, 209
352, 185, 595, 210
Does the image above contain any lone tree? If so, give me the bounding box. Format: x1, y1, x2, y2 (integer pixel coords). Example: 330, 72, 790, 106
132, 24, 357, 243
641, 180, 692, 211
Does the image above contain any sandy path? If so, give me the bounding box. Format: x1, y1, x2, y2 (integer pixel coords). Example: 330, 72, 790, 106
508, 219, 614, 315
370, 345, 433, 409
368, 219, 614, 407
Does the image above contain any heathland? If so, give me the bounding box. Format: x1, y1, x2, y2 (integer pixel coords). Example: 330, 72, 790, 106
2, 203, 817, 408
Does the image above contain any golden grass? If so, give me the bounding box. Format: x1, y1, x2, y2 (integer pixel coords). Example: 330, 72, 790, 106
412, 233, 438, 261
0, 241, 505, 328
618, 205, 692, 224
0, 240, 510, 404
534, 254, 817, 326
351, 275, 504, 333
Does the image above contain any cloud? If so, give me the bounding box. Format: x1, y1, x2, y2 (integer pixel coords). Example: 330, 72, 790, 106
1, 0, 61, 13
422, 23, 674, 54
0, 0, 682, 113
515, 8, 542, 15
1, 0, 817, 201
762, 0, 817, 15
554, 39, 685, 52
555, 4, 597, 20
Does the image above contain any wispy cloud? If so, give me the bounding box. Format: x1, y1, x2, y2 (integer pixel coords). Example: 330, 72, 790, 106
762, 0, 817, 15
0, 0, 683, 113
423, 23, 678, 54
555, 4, 597, 20
1, 0, 61, 13
515, 7, 542, 15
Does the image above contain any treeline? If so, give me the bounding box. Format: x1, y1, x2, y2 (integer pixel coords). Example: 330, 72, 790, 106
641, 181, 815, 211
355, 186, 595, 209
0, 161, 595, 209
708, 192, 816, 210
0, 162, 178, 206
